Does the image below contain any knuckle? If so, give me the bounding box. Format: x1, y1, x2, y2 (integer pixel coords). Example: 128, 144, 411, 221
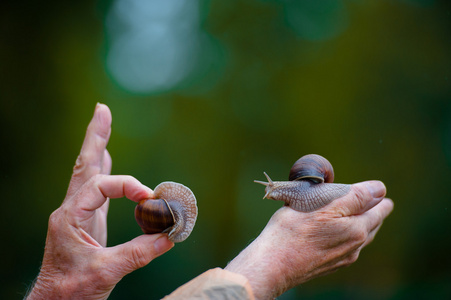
354, 229, 368, 245
123, 175, 135, 184
130, 245, 151, 269
48, 211, 57, 228
365, 233, 375, 245
72, 153, 102, 177
352, 185, 369, 209
48, 209, 62, 235
73, 154, 86, 174
349, 227, 368, 248
88, 122, 110, 140
345, 251, 360, 266
89, 173, 106, 185
352, 184, 368, 199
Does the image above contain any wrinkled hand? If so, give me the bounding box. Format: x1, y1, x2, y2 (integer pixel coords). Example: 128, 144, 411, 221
225, 181, 393, 300
27, 104, 174, 300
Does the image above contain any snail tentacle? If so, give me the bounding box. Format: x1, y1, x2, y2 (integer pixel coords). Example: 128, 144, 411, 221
254, 172, 275, 199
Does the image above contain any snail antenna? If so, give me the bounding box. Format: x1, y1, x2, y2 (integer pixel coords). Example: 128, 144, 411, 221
254, 171, 274, 187
254, 180, 268, 186
254, 172, 275, 199
263, 172, 273, 185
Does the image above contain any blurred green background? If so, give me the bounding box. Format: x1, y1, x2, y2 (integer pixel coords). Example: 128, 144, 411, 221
1, 0, 451, 299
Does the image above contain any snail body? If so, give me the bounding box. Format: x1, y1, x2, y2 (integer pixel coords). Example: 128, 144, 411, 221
255, 154, 350, 212
135, 181, 197, 243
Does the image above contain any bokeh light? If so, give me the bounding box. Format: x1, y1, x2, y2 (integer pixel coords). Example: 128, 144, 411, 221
105, 0, 220, 94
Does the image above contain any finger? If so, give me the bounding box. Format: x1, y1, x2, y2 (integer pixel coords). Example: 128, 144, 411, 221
98, 150, 112, 215
99, 197, 110, 216
362, 198, 394, 233
353, 198, 393, 249
69, 175, 154, 217
334, 181, 387, 216
105, 234, 174, 276
361, 223, 382, 248
102, 149, 112, 175
68, 104, 112, 196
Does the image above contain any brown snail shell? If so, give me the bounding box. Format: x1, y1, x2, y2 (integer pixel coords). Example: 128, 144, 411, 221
289, 154, 334, 183
134, 181, 197, 243
135, 199, 175, 234
254, 154, 350, 212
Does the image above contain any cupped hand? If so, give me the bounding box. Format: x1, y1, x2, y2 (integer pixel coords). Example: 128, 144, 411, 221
27, 104, 174, 300
225, 180, 394, 300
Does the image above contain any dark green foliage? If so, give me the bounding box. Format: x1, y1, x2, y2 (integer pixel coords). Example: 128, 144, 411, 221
1, 0, 451, 299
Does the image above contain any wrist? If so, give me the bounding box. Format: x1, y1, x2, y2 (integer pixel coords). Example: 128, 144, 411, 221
225, 234, 284, 300
26, 272, 69, 300
26, 269, 113, 300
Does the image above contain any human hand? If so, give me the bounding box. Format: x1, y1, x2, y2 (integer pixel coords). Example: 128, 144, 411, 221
225, 181, 393, 300
27, 104, 174, 300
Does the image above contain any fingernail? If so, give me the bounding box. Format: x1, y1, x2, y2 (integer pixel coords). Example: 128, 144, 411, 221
95, 102, 105, 112
154, 235, 174, 255
364, 181, 386, 199
94, 103, 101, 117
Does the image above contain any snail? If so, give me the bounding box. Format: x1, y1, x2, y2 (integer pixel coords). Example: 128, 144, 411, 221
254, 154, 351, 212
135, 181, 197, 243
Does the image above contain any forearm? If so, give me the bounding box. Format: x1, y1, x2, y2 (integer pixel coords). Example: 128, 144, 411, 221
163, 268, 255, 300
225, 236, 285, 300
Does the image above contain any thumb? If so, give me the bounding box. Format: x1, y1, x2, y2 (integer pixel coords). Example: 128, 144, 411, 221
106, 234, 174, 276
334, 180, 386, 216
